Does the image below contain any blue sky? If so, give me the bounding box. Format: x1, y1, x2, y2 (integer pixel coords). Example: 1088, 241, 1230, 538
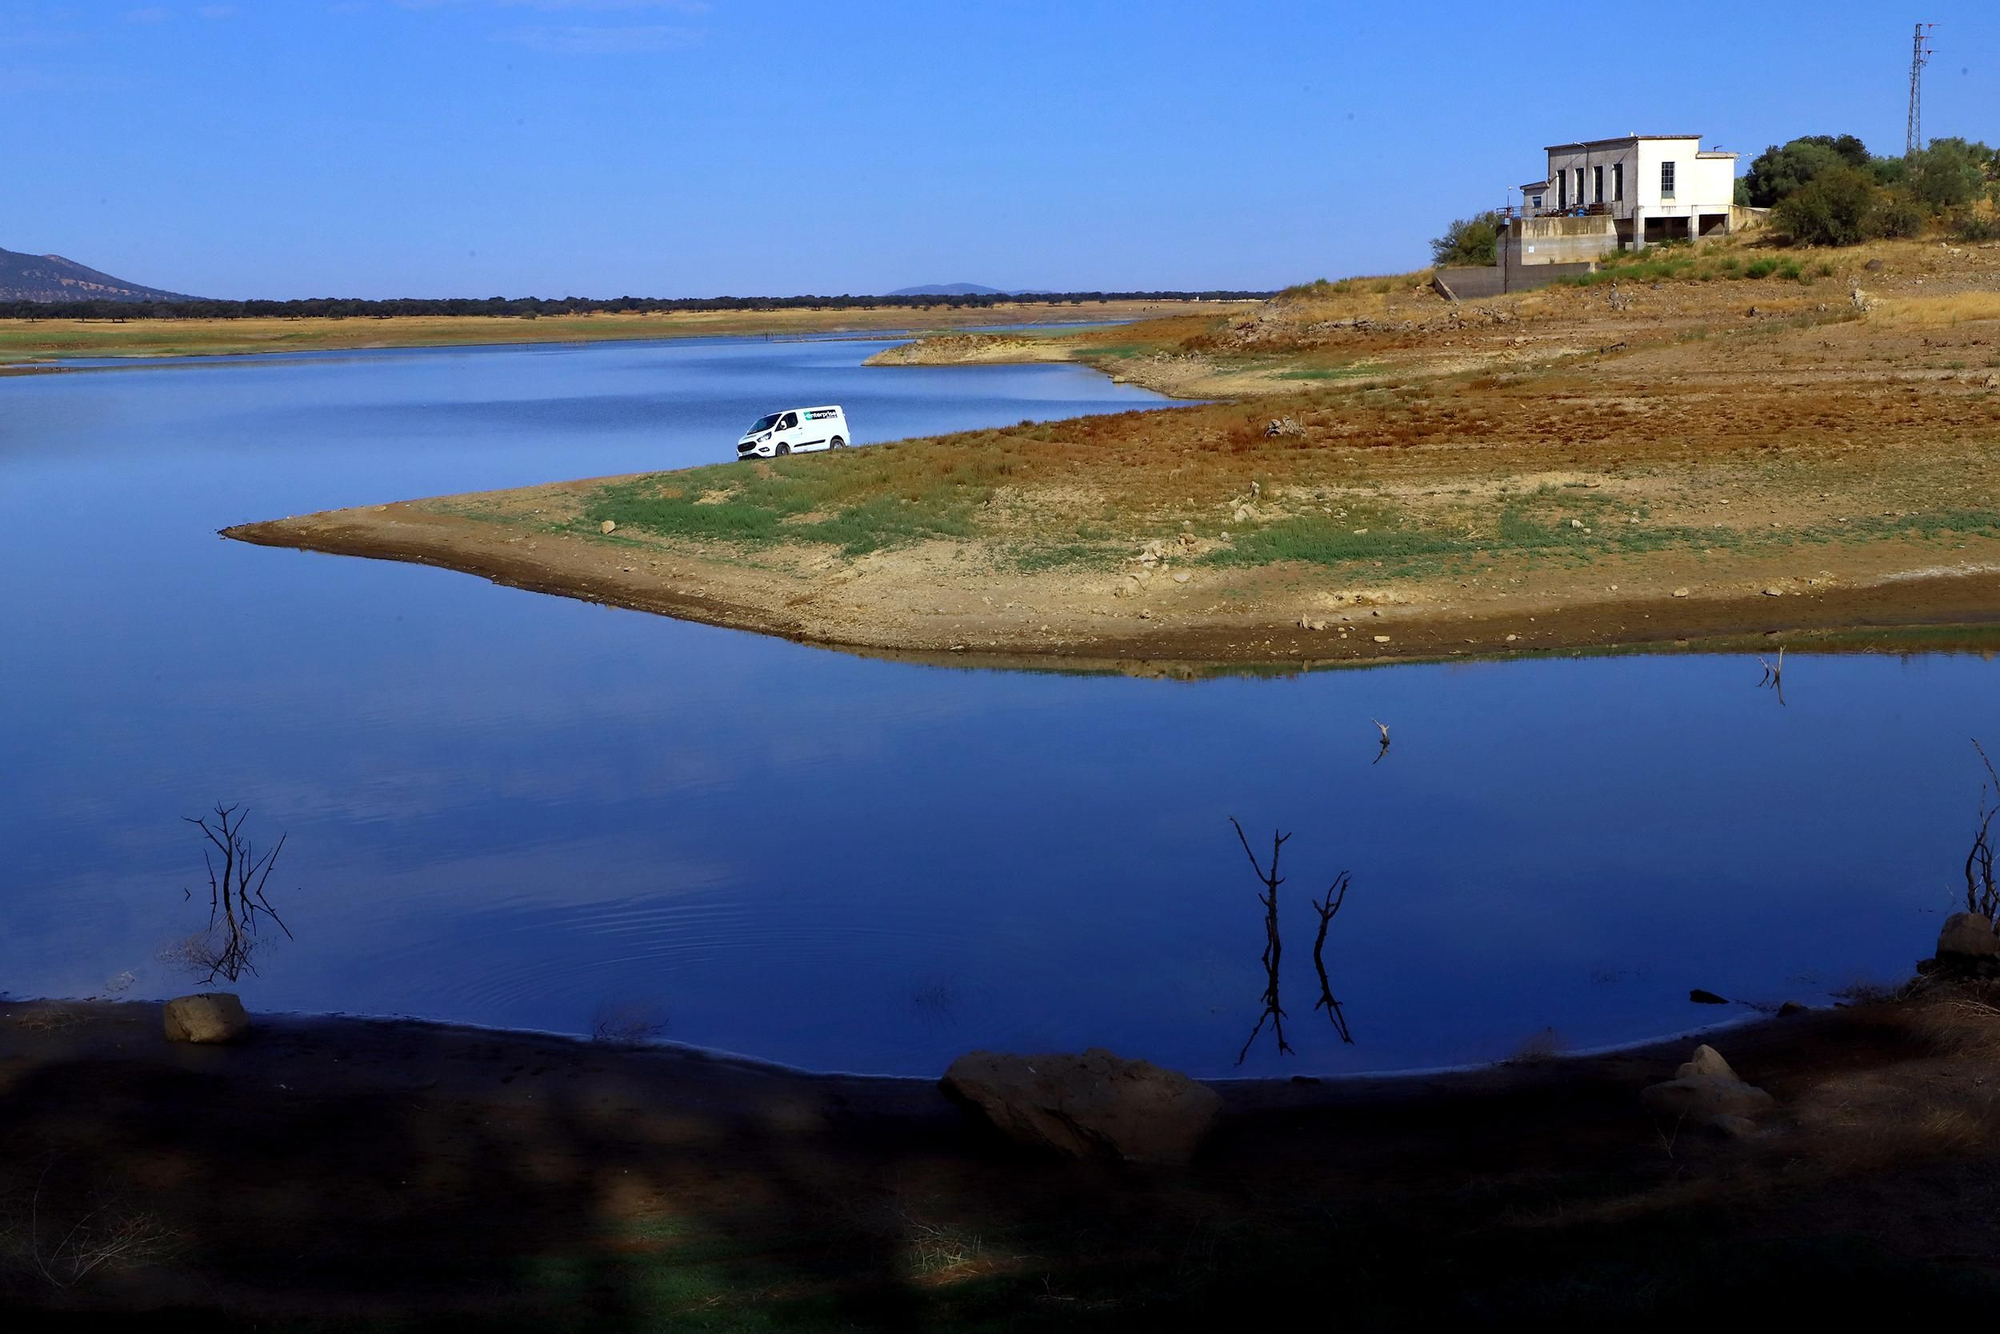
3, 1, 1996, 299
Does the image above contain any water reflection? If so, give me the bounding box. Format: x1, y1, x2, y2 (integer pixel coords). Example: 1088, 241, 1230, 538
164, 804, 294, 984
1756, 647, 1786, 705
1311, 872, 1355, 1045
1230, 821, 1357, 1063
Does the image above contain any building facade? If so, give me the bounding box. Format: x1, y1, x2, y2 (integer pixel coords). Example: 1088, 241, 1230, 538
1504, 134, 1742, 268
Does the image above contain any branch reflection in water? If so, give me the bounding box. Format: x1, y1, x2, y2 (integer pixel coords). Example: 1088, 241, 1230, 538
1229, 819, 1356, 1065
162, 803, 294, 985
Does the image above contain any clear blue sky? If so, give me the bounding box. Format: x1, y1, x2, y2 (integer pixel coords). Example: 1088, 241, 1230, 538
3, 0, 1996, 299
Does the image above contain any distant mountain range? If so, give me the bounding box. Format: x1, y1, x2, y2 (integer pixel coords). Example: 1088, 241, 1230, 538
0, 247, 190, 303
886, 283, 1047, 297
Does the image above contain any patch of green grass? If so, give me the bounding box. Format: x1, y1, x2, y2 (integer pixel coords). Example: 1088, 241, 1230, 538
574, 451, 997, 556
1071, 342, 1146, 359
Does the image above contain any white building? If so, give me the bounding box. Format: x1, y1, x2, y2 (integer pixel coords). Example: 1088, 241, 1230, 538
1507, 134, 1745, 266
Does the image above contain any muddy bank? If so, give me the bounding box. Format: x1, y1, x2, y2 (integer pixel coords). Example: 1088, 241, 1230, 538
224, 504, 2000, 668
8, 992, 2000, 1324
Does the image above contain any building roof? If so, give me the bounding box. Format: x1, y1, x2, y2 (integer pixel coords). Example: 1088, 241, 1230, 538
1544, 134, 1704, 152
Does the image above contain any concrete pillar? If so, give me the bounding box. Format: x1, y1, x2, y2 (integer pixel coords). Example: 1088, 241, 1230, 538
1630, 207, 1645, 251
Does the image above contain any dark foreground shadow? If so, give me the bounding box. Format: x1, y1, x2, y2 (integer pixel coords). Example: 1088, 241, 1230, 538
8, 999, 2000, 1330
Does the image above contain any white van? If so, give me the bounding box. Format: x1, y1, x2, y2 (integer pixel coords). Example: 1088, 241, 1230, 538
736, 405, 849, 459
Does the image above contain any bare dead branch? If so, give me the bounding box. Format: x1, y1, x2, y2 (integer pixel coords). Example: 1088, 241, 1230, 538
173, 804, 294, 983
1310, 872, 1355, 1044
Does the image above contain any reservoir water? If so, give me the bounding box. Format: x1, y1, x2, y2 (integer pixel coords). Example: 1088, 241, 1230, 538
2, 335, 1993, 1078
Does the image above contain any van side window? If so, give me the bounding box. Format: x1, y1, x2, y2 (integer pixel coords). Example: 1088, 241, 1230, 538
780, 413, 798, 429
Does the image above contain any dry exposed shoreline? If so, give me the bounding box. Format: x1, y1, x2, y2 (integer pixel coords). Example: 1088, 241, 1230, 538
223, 502, 2000, 668
222, 237, 2000, 665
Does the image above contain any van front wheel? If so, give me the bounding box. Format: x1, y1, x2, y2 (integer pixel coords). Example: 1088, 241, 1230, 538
775, 442, 790, 456
829, 436, 845, 449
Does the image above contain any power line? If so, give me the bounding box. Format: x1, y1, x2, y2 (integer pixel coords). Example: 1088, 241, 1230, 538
1908, 21, 1936, 156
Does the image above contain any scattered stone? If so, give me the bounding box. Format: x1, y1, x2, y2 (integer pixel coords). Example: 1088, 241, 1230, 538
1761, 587, 1784, 597
1936, 911, 2000, 961
1689, 988, 1729, 1005
599, 519, 617, 535
941, 1048, 1224, 1166
1172, 572, 1190, 584
1504, 633, 1518, 642
1372, 634, 1391, 644
1264, 416, 1303, 439
1672, 587, 1690, 598
163, 992, 250, 1044
1569, 518, 1585, 530
1298, 615, 1327, 631
1864, 258, 1885, 271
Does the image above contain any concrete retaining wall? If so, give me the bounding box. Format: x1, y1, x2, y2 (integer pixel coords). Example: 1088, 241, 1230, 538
1434, 262, 1596, 301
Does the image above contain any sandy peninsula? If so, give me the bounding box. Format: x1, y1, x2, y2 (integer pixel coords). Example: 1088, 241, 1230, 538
224, 237, 2000, 666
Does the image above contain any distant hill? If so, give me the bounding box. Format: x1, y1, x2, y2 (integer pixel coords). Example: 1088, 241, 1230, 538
0, 247, 190, 303
886, 283, 1018, 297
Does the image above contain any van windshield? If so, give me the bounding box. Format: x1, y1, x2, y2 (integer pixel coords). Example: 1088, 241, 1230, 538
746, 414, 780, 434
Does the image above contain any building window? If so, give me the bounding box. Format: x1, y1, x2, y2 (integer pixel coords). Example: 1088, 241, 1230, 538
1574, 168, 1584, 207
1530, 193, 1544, 211
1661, 161, 1676, 198
1593, 166, 1604, 204
1557, 173, 1567, 210
1612, 163, 1624, 202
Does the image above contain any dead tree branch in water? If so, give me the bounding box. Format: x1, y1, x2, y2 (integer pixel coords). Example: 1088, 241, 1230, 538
1311, 872, 1355, 1044
1969, 740, 2000, 919
1371, 719, 1392, 765
1230, 817, 1293, 1065
174, 804, 292, 984
1755, 648, 1785, 706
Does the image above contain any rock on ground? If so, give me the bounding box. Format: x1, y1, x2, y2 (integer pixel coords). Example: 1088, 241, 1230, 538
1675, 1044, 1737, 1081
941, 1048, 1223, 1166
1643, 1044, 1777, 1132
163, 992, 250, 1044
1937, 912, 2000, 961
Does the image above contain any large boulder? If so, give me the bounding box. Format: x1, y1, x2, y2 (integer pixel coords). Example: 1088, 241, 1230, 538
1675, 1044, 1737, 1081
941, 1048, 1223, 1166
1936, 912, 2000, 962
163, 992, 250, 1044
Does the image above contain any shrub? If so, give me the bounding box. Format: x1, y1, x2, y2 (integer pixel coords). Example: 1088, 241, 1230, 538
1429, 212, 1504, 268
1908, 137, 1996, 213
1951, 209, 2000, 243
1773, 167, 1878, 245
1777, 261, 1805, 282
1868, 192, 1926, 239
1745, 258, 1780, 279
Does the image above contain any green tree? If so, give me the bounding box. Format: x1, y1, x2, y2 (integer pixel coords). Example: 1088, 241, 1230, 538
1429, 211, 1504, 267
1742, 135, 1874, 207
1907, 137, 1997, 213
1771, 167, 1880, 245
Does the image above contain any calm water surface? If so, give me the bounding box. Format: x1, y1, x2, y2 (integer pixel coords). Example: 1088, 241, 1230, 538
2, 336, 1993, 1077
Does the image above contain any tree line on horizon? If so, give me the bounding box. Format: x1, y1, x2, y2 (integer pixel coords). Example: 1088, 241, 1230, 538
1429, 133, 1999, 265
0, 289, 1276, 322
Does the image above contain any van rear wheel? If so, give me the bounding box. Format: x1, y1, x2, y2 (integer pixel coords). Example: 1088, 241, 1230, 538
829, 436, 845, 449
